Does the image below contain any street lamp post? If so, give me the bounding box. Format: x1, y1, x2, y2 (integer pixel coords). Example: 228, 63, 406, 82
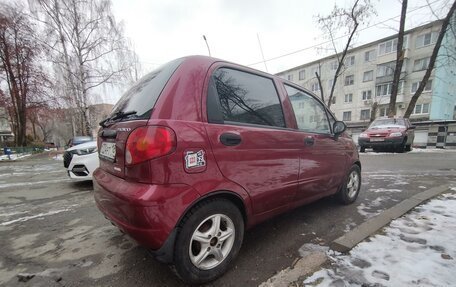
203, 35, 211, 57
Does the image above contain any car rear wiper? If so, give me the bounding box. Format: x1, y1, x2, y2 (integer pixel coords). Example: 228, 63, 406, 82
99, 110, 137, 127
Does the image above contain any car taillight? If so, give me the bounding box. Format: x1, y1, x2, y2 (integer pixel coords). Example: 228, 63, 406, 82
125, 126, 176, 166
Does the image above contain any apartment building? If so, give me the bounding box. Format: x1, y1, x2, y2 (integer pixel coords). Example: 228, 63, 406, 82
277, 20, 456, 125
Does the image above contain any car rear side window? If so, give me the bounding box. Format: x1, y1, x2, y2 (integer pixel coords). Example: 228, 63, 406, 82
209, 68, 285, 128
110, 58, 183, 120
285, 85, 330, 134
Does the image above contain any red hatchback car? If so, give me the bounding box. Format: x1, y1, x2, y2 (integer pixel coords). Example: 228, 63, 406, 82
94, 56, 361, 284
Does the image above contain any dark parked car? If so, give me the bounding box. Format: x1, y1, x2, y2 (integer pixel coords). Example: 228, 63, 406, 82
94, 56, 361, 284
358, 117, 415, 152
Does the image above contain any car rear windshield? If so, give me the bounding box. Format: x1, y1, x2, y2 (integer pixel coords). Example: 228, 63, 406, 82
109, 58, 184, 121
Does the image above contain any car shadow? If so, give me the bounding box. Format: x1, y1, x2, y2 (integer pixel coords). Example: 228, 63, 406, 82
70, 180, 94, 192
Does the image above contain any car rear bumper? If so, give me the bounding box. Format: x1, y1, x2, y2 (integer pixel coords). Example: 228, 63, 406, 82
93, 168, 200, 256
358, 137, 404, 148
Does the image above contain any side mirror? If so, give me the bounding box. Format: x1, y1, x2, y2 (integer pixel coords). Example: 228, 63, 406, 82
333, 121, 347, 136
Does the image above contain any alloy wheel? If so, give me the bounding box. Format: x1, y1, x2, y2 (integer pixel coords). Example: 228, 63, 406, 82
189, 214, 235, 270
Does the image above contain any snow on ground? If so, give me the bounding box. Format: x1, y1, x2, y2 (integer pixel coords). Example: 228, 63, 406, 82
53, 154, 63, 161
0, 153, 32, 161
304, 192, 456, 286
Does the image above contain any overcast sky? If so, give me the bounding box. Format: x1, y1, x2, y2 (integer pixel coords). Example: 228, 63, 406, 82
111, 0, 450, 76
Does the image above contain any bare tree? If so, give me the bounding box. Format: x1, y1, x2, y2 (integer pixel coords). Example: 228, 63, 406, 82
314, 62, 324, 102
0, 3, 48, 146
31, 0, 134, 135
388, 0, 408, 117
315, 0, 375, 109
404, 1, 456, 118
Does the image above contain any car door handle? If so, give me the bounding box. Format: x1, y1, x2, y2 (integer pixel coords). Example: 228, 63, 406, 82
304, 136, 315, 146
220, 133, 242, 146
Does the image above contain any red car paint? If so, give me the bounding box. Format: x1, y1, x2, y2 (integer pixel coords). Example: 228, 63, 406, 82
94, 56, 360, 261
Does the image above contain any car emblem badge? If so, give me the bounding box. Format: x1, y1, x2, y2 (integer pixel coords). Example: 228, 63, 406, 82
185, 150, 206, 168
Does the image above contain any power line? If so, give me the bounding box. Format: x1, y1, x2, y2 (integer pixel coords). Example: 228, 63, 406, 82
247, 0, 443, 67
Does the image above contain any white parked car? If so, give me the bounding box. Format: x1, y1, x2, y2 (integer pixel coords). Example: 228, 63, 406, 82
63, 140, 99, 180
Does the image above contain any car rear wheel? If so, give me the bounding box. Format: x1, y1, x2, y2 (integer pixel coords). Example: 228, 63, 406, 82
172, 199, 244, 284
405, 144, 412, 152
359, 146, 365, 153
338, 165, 361, 205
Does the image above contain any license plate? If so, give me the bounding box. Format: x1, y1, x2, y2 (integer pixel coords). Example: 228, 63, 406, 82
370, 138, 385, 142
100, 142, 116, 161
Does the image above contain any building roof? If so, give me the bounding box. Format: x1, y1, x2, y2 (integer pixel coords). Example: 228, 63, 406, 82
276, 20, 443, 75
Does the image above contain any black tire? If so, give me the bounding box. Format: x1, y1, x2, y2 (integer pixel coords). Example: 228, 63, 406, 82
405, 144, 412, 152
338, 165, 361, 205
359, 146, 366, 153
172, 199, 244, 284
396, 138, 407, 153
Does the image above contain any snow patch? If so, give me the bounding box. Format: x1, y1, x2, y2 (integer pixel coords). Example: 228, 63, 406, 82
0, 153, 32, 161
370, 188, 402, 193
357, 196, 391, 219
53, 154, 64, 160
304, 193, 456, 286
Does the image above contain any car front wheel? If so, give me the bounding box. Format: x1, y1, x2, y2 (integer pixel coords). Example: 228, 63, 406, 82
172, 199, 244, 284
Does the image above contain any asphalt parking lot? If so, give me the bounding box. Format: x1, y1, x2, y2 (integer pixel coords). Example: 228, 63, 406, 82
1, 150, 455, 287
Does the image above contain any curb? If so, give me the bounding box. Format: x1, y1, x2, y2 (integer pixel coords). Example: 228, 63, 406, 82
330, 184, 451, 253
259, 185, 452, 286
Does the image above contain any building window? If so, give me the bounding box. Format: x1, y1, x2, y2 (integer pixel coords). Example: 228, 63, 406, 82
378, 38, 398, 56
413, 57, 430, 71
330, 61, 338, 71
376, 83, 392, 96
299, 70, 305, 80
364, 49, 376, 62
411, 80, 433, 93
287, 74, 294, 81
311, 82, 320, 92
344, 75, 354, 86
360, 109, 370, 120
377, 61, 395, 77
363, 70, 374, 82
344, 93, 353, 103
415, 32, 438, 48
413, 103, 430, 114
343, 111, 352, 121
379, 107, 389, 117
311, 66, 320, 77
345, 55, 355, 67
362, 90, 372, 100
376, 82, 404, 97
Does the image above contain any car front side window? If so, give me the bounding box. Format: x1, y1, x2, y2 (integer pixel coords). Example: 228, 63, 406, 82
285, 85, 330, 134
